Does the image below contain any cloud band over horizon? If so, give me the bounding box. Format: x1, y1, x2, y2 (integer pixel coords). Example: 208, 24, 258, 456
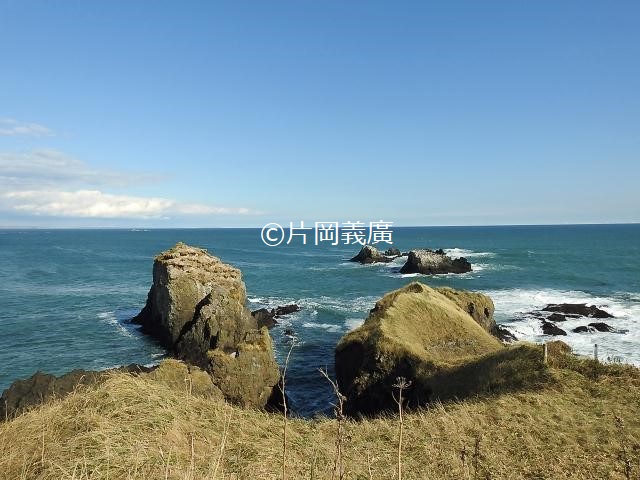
0, 148, 255, 220
2, 189, 252, 218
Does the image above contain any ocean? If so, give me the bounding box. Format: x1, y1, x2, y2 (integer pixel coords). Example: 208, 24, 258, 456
1, 225, 639, 416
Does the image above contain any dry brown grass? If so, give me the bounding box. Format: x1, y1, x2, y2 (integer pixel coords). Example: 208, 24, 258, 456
1, 358, 639, 480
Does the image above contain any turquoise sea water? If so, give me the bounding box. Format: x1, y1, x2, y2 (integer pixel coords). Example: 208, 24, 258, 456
1, 225, 639, 416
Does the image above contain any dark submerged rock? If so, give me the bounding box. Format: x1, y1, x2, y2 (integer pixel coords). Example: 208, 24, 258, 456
588, 322, 615, 332
274, 304, 301, 316
541, 320, 567, 336
573, 325, 593, 333
542, 303, 613, 319
251, 304, 301, 329
384, 247, 401, 256
496, 326, 518, 342
547, 313, 567, 322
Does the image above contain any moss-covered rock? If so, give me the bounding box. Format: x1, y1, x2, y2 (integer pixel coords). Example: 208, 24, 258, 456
206, 328, 280, 407
335, 282, 550, 415
175, 287, 257, 367
435, 286, 497, 335
147, 359, 223, 400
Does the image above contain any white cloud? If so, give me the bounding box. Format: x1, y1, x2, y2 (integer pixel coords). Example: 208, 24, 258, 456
0, 149, 253, 221
0, 149, 160, 188
2, 190, 252, 219
0, 118, 53, 137
174, 202, 251, 215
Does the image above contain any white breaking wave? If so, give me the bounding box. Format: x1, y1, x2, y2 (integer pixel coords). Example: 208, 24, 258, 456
485, 288, 640, 365
304, 318, 368, 333
444, 248, 495, 259
345, 318, 365, 331
97, 311, 135, 338
338, 262, 362, 268
394, 270, 478, 280
248, 294, 377, 315
246, 294, 377, 335
302, 322, 343, 333
472, 263, 520, 273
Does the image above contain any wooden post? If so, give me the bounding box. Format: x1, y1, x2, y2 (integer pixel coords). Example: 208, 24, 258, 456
594, 344, 598, 362
543, 343, 548, 364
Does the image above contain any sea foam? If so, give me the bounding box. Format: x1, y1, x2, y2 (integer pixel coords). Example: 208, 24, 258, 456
97, 311, 135, 338
485, 288, 640, 365
444, 248, 495, 259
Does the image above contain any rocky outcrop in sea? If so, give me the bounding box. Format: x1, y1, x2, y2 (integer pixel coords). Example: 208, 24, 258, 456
1, 242, 282, 419
512, 303, 619, 337
132, 242, 280, 408
350, 245, 396, 264
399, 249, 472, 274
251, 304, 301, 329
542, 303, 614, 319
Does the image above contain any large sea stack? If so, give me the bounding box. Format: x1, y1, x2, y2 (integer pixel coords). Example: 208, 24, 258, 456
335, 282, 548, 415
132, 242, 279, 408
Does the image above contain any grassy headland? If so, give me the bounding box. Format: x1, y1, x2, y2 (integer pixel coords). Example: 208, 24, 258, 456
0, 353, 639, 479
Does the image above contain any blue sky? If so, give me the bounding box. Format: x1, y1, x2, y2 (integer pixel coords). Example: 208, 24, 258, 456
1, 1, 639, 227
